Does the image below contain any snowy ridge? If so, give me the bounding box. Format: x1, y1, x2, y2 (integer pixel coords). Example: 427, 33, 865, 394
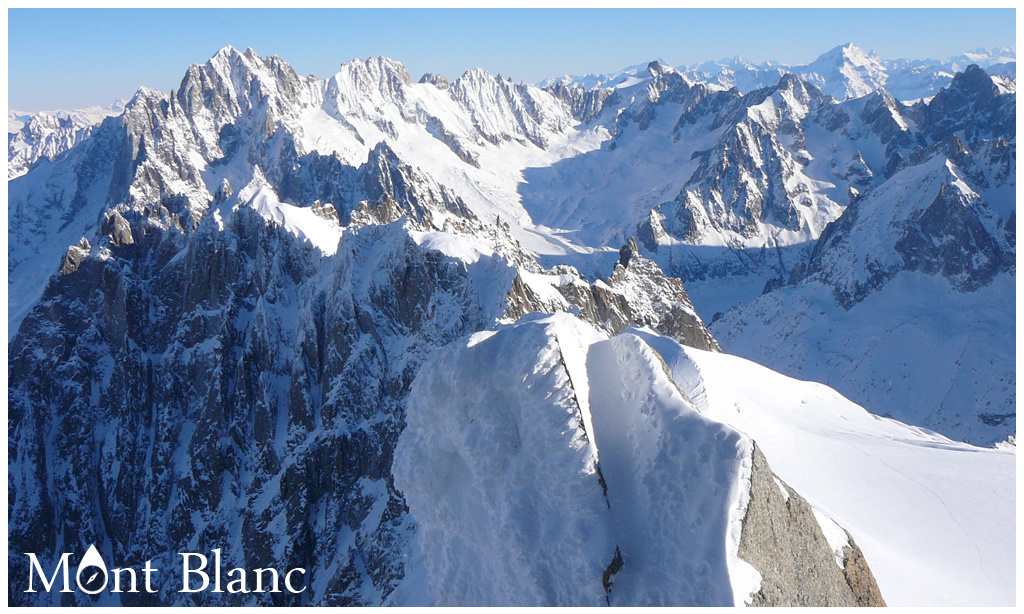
586, 331, 759, 606
393, 315, 614, 606
394, 314, 760, 606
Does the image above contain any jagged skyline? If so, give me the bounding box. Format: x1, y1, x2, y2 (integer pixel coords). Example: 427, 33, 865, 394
9, 8, 1015, 112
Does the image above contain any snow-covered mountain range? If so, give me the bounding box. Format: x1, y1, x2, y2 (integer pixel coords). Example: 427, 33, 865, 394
546, 44, 1016, 103
8, 43, 1015, 605
8, 101, 126, 179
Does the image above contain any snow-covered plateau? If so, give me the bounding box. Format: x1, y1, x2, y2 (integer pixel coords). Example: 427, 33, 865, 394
8, 43, 1014, 605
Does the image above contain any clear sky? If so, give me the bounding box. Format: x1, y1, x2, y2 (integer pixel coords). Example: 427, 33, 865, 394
8, 8, 1016, 112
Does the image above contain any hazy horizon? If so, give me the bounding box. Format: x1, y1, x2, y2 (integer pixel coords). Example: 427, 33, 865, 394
9, 8, 1015, 112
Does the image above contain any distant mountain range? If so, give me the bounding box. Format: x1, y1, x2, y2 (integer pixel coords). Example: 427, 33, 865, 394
8, 101, 126, 179
542, 43, 1016, 101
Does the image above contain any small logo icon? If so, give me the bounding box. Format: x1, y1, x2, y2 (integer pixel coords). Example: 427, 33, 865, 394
76, 545, 108, 594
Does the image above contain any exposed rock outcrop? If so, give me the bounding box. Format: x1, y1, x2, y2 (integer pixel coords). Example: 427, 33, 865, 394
739, 444, 885, 606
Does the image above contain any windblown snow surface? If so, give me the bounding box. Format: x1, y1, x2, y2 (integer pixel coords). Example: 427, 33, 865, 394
393, 314, 759, 606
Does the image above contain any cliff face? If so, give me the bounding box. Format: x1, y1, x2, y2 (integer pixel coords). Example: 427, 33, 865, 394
9, 196, 720, 606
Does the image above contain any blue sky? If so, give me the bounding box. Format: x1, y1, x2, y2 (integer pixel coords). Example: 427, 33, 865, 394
9, 8, 1016, 111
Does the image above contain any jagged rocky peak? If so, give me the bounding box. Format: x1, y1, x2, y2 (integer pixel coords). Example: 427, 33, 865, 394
176, 45, 313, 127
642, 61, 694, 99
604, 238, 721, 351
448, 66, 574, 148
505, 238, 719, 352
948, 63, 1002, 97
646, 59, 671, 75
923, 64, 1014, 145
618, 236, 641, 267
418, 72, 449, 89
60, 237, 91, 275
7, 108, 112, 179
774, 72, 821, 106
334, 55, 413, 98
354, 141, 476, 228
545, 79, 613, 123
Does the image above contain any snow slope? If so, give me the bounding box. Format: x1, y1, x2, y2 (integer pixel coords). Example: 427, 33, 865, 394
630, 328, 1015, 606
396, 314, 1013, 606
712, 273, 1015, 446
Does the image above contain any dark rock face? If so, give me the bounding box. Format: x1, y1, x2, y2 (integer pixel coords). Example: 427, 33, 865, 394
8, 214, 510, 605
60, 237, 91, 275
922, 64, 1015, 147
895, 183, 1014, 291
739, 445, 885, 607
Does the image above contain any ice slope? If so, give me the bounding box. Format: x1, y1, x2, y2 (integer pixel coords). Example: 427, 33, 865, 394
394, 314, 758, 606
630, 328, 1016, 606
